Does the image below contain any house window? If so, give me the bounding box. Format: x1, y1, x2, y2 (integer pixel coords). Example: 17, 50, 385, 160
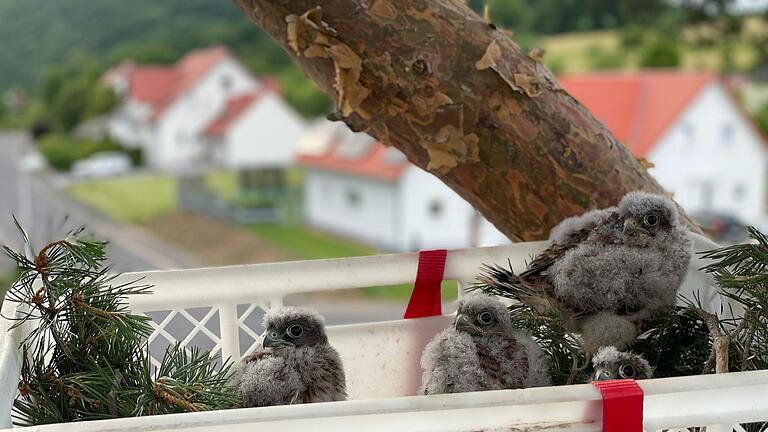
346, 189, 361, 208
721, 124, 734, 146
221, 74, 232, 91
428, 200, 444, 219
681, 123, 694, 149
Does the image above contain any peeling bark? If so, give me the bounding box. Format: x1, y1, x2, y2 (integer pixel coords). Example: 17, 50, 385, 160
234, 0, 699, 241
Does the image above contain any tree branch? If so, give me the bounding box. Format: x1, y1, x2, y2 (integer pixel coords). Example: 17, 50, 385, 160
234, 0, 699, 240
689, 307, 729, 374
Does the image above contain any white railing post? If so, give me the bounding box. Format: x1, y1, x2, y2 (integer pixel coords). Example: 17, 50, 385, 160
218, 303, 240, 362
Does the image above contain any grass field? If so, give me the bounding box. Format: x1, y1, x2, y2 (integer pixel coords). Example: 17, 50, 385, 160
68, 171, 239, 224
249, 223, 458, 301
541, 28, 758, 74
249, 224, 376, 260
69, 175, 177, 224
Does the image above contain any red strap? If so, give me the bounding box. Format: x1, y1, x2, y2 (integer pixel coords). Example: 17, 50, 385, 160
592, 379, 644, 432
404, 250, 447, 319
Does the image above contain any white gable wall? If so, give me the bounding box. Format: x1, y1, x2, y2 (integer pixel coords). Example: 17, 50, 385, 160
303, 165, 511, 252
220, 93, 305, 169
398, 166, 476, 251
151, 58, 258, 168
303, 170, 400, 250
648, 81, 768, 224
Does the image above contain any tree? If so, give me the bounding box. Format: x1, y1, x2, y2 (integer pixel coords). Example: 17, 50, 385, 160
233, 0, 698, 241
639, 38, 682, 68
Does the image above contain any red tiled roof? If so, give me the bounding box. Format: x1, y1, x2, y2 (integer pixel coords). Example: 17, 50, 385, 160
559, 71, 717, 157
299, 140, 410, 182
125, 46, 231, 121
129, 67, 179, 104
203, 79, 282, 137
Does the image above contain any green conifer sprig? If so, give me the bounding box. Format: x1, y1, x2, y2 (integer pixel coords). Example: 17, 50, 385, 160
699, 226, 768, 372
3, 221, 240, 426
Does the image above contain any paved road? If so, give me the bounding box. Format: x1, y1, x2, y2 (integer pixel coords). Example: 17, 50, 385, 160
0, 131, 199, 273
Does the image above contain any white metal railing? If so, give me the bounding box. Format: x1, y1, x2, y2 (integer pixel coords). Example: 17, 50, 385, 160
0, 233, 765, 431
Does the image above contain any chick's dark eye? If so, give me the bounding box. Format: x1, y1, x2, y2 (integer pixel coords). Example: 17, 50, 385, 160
287, 324, 303, 338
619, 363, 636, 379
643, 214, 659, 227
477, 311, 494, 325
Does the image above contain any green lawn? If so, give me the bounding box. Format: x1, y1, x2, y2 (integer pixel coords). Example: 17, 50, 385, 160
249, 224, 376, 260
69, 175, 177, 224
249, 224, 458, 301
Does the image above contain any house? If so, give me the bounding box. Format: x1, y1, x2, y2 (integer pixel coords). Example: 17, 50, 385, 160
298, 121, 509, 252
201, 79, 304, 169
560, 71, 768, 225
103, 46, 303, 170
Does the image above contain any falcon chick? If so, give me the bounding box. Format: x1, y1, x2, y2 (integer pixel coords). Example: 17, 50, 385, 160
480, 191, 692, 352
590, 346, 653, 381
230, 307, 347, 407
420, 293, 551, 395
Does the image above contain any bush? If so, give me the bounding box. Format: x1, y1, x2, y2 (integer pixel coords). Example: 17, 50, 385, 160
38, 134, 124, 171
588, 45, 627, 70
620, 25, 647, 48
639, 38, 681, 68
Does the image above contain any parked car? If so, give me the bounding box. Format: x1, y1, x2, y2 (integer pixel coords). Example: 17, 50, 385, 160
691, 211, 748, 244
71, 152, 132, 178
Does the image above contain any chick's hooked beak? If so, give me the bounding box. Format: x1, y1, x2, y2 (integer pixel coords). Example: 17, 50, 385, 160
623, 217, 647, 235
454, 314, 482, 334
592, 369, 612, 381
262, 331, 292, 348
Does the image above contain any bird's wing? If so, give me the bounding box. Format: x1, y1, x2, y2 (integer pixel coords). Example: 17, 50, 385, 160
243, 349, 273, 363
478, 211, 621, 319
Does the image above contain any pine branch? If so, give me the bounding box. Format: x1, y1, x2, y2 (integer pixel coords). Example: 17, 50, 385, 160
699, 226, 768, 373
2, 223, 241, 426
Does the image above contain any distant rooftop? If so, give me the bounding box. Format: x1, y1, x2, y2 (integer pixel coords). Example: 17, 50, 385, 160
559, 71, 717, 157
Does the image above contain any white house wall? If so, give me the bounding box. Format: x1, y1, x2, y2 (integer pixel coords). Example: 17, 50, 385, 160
399, 167, 475, 251
108, 100, 153, 150
222, 93, 305, 169
648, 81, 768, 224
150, 58, 258, 168
303, 170, 400, 250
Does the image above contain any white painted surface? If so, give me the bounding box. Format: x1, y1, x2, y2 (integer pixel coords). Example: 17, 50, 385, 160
215, 93, 305, 169
0, 233, 762, 431
303, 164, 510, 252
303, 169, 401, 249
399, 166, 476, 251
149, 58, 258, 168
648, 81, 768, 224
108, 100, 154, 149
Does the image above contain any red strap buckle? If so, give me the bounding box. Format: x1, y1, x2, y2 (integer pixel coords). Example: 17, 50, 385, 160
592, 379, 644, 432
404, 250, 447, 319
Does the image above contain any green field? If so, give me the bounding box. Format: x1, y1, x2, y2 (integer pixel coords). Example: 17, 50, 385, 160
249, 224, 375, 260
249, 223, 458, 300
69, 175, 177, 224
68, 171, 238, 224
541, 28, 758, 74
